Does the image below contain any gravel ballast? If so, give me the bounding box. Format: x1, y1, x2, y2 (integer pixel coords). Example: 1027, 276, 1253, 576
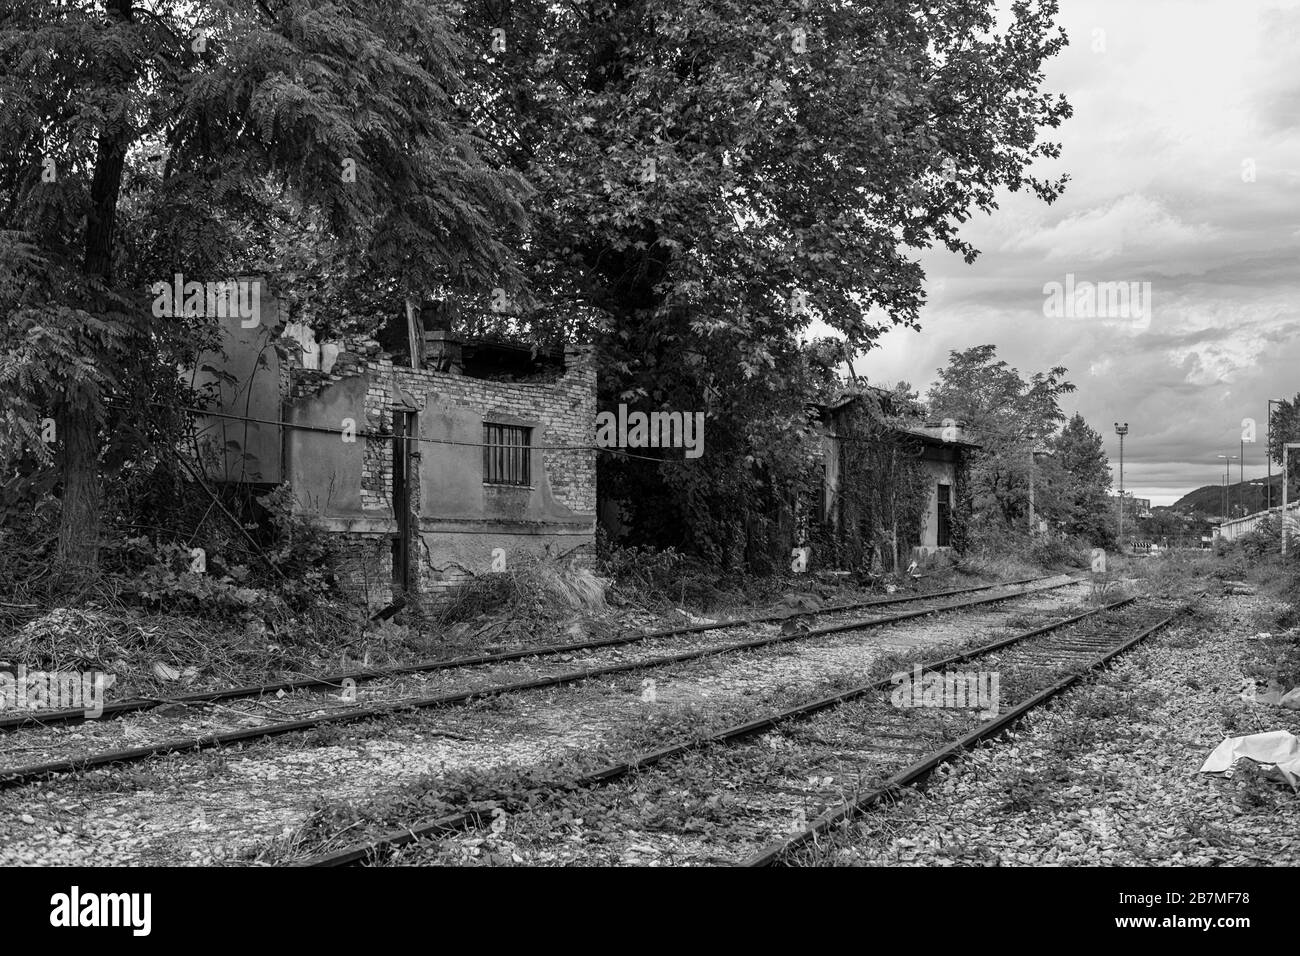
812, 595, 1300, 867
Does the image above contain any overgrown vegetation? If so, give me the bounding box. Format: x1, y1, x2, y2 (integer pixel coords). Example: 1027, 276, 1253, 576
428, 550, 613, 652
817, 395, 935, 574
0, 480, 372, 696
3, 0, 1072, 584
1, 0, 1086, 689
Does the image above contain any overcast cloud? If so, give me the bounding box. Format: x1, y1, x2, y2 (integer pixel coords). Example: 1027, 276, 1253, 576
844, 0, 1300, 505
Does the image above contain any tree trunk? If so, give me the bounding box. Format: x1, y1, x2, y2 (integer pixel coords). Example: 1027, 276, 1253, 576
56, 0, 134, 571
55, 409, 103, 569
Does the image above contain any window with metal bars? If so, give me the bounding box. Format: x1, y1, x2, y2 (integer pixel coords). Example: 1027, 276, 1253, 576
483, 423, 531, 486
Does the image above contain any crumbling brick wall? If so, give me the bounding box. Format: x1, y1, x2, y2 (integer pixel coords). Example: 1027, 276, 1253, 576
286, 338, 597, 607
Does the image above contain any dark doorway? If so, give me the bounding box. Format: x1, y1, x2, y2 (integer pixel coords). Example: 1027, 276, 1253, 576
936, 483, 953, 548
392, 410, 415, 593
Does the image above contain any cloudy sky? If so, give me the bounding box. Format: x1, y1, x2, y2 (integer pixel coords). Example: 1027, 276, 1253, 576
846, 0, 1300, 506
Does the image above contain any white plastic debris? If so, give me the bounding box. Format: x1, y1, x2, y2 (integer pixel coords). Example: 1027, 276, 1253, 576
152, 662, 181, 681
675, 609, 716, 626
1242, 679, 1300, 709
1199, 730, 1300, 788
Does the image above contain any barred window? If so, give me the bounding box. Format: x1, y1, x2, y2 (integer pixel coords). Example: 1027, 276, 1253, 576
483, 423, 531, 486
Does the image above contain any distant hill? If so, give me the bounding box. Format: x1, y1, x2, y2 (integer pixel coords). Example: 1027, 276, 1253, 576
1168, 475, 1282, 517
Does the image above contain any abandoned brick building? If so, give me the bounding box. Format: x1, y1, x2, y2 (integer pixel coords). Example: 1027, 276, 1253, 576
815, 389, 979, 570
190, 280, 597, 607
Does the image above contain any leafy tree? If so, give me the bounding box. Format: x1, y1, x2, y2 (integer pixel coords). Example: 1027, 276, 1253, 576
4, 0, 1074, 577
1268, 394, 1300, 464
457, 0, 1072, 564
1267, 394, 1300, 499
1042, 412, 1113, 545
1, 0, 530, 570
927, 344, 1075, 535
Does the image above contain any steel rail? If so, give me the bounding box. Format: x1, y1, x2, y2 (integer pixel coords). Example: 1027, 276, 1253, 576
297, 594, 1131, 866
0, 578, 1073, 791
0, 575, 1048, 733
740, 596, 1202, 866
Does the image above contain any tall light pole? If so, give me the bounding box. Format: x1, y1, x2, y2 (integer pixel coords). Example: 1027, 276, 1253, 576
1247, 479, 1266, 518
1239, 435, 1245, 517
1247, 479, 1267, 517
1115, 423, 1128, 544
1218, 454, 1238, 519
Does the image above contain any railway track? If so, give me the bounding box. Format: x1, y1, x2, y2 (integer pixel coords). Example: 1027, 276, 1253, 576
743, 601, 1198, 867
290, 591, 1186, 867
0, 575, 1073, 790
0, 574, 1044, 734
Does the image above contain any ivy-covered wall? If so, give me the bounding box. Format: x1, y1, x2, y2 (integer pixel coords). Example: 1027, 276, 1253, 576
812, 398, 977, 573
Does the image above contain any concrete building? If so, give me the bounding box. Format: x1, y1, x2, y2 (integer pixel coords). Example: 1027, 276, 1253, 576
1109, 493, 1151, 518
191, 282, 596, 608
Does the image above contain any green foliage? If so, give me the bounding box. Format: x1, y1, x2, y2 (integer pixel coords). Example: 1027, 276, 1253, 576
597, 529, 807, 612
122, 539, 281, 618
1237, 515, 1283, 562
824, 394, 934, 572
1043, 414, 1116, 546
596, 535, 685, 595
255, 485, 336, 603
927, 345, 1123, 551
89, 482, 343, 617
1, 0, 531, 567
1030, 534, 1088, 569
456, 0, 1071, 569
3, 0, 1073, 579
1268, 393, 1300, 469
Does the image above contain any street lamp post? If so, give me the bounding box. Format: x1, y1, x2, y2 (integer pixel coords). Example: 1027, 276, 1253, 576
1217, 454, 1238, 520
1115, 423, 1128, 544
1239, 436, 1245, 517
1247, 479, 1268, 519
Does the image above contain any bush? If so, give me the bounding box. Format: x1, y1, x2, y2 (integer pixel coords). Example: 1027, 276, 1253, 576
255, 485, 337, 606
118, 539, 285, 618
0, 491, 60, 620
1030, 534, 1088, 569
107, 484, 345, 619
597, 529, 794, 612
597, 531, 685, 594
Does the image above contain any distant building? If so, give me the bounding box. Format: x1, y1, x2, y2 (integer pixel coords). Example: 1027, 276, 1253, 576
1110, 493, 1151, 518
